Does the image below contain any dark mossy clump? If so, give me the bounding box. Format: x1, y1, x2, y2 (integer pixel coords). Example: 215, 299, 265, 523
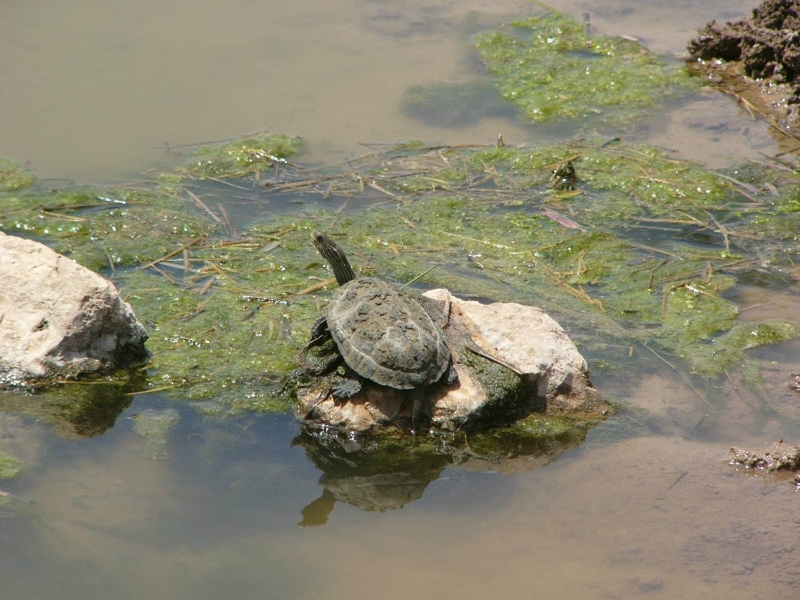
182, 133, 302, 179
461, 351, 539, 428
474, 10, 695, 125
687, 0, 800, 130
0, 158, 35, 191
399, 80, 516, 127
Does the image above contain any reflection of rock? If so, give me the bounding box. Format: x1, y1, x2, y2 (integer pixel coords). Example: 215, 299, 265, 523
0, 377, 137, 439
293, 428, 447, 524
294, 413, 593, 523
298, 289, 609, 433
461, 414, 590, 474
319, 471, 431, 512
0, 232, 148, 389
729, 441, 800, 487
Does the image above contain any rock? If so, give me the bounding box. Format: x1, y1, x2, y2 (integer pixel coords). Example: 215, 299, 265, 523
427, 289, 603, 416
0, 232, 148, 389
729, 440, 800, 489
729, 441, 800, 473
297, 288, 608, 433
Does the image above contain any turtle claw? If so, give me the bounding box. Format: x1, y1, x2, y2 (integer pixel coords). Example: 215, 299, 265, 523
330, 375, 362, 400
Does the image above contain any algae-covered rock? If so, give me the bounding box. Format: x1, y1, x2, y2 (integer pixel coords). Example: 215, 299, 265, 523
474, 9, 695, 125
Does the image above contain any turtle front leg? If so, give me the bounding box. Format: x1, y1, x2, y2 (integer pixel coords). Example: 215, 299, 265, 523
330, 371, 363, 400
304, 314, 330, 349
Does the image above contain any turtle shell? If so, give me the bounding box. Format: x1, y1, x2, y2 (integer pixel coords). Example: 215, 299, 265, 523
326, 276, 450, 389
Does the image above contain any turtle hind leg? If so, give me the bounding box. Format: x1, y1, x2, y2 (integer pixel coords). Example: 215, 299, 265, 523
409, 387, 429, 439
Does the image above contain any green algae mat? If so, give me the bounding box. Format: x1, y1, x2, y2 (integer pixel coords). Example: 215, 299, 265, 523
2, 133, 799, 418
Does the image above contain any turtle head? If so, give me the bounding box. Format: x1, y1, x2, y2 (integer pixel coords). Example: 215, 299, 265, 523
311, 230, 357, 286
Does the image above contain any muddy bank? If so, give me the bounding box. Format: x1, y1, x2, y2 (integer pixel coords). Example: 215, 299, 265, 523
688, 0, 800, 134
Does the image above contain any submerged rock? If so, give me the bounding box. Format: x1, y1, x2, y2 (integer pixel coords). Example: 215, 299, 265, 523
297, 288, 608, 433
729, 440, 800, 488
0, 232, 148, 389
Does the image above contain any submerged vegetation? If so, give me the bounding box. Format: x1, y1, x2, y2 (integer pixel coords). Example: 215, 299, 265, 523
399, 80, 516, 127
0, 453, 22, 479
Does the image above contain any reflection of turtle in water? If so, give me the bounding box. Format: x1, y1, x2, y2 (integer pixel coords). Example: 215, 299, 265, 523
303, 230, 458, 434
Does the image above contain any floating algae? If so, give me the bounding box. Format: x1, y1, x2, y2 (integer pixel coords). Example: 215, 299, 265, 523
474, 9, 695, 125
181, 133, 302, 180
0, 187, 218, 272
0, 158, 35, 192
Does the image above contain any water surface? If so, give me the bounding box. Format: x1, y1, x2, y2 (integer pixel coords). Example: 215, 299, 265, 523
0, 0, 770, 181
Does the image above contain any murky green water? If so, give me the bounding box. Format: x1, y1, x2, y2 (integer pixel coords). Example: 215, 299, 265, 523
3, 1, 800, 598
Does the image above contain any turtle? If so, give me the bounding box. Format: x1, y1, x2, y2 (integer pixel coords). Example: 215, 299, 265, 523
305, 230, 458, 434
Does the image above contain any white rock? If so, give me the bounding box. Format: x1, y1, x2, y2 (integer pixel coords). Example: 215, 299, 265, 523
426, 289, 602, 416
0, 232, 148, 388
